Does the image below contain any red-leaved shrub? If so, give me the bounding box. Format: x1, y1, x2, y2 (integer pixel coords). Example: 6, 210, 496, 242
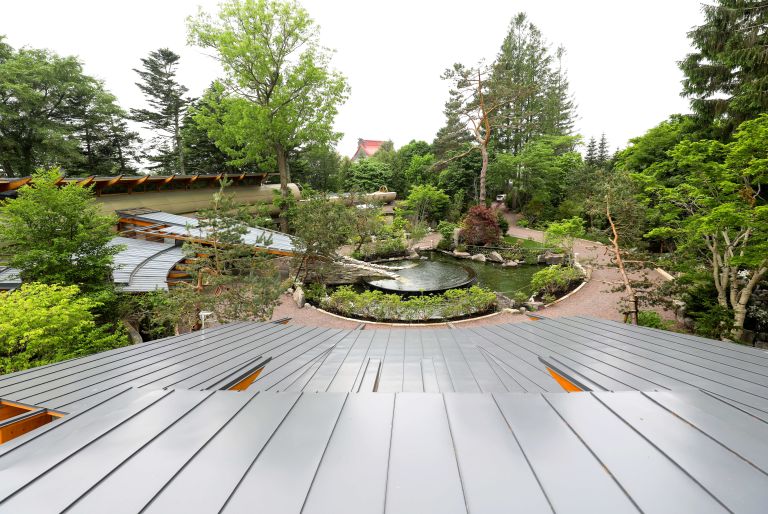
460, 206, 501, 245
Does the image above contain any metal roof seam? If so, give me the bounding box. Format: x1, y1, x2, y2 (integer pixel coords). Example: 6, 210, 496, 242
318, 329, 366, 393
446, 329, 483, 393
541, 392, 643, 512
60, 390, 217, 513
489, 392, 556, 513
440, 393, 474, 514
297, 393, 351, 513
0, 388, 176, 505
588, 392, 732, 511
640, 391, 768, 477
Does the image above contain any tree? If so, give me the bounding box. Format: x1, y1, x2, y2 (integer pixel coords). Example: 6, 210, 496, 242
584, 137, 597, 167
597, 133, 610, 167
166, 182, 283, 331
680, 1, 768, 136
461, 205, 501, 245
544, 217, 585, 263
0, 283, 127, 374
188, 0, 349, 231
289, 144, 342, 191
441, 63, 508, 203
131, 48, 190, 174
0, 39, 136, 177
401, 185, 450, 225
490, 13, 575, 155
289, 194, 354, 281
344, 158, 392, 192
0, 169, 120, 291
640, 115, 768, 340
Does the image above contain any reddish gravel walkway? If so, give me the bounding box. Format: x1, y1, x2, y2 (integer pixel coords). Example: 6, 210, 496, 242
271, 208, 676, 328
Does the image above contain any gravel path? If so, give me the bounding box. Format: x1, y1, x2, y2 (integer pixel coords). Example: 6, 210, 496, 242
271, 209, 676, 327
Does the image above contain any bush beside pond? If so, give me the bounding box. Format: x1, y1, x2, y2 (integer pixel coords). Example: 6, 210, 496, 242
530, 265, 584, 299
320, 285, 497, 322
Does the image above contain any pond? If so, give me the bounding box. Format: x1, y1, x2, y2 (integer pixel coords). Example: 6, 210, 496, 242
365, 251, 540, 297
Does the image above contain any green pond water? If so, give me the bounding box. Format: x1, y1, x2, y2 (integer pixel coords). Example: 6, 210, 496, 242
427, 252, 540, 297
365, 252, 541, 297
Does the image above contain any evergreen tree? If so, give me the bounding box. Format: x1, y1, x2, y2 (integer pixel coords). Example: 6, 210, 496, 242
432, 100, 472, 160
597, 133, 610, 167
584, 137, 597, 167
131, 48, 190, 174
489, 13, 576, 155
680, 1, 768, 136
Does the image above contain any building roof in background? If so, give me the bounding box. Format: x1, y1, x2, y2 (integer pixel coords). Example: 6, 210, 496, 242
352, 138, 387, 160
1, 386, 767, 513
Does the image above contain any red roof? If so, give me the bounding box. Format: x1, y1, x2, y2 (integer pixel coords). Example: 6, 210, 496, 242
352, 139, 387, 159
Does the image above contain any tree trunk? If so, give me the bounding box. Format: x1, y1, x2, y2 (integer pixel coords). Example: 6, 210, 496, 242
276, 142, 289, 232
479, 143, 488, 204
607, 203, 638, 324
175, 113, 185, 175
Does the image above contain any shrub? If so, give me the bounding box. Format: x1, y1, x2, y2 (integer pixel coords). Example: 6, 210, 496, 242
344, 159, 393, 192
323, 285, 496, 321
544, 217, 585, 261
496, 211, 509, 235
530, 265, 583, 297
401, 184, 450, 224
461, 205, 501, 246
516, 219, 529, 228
436, 221, 458, 250
304, 283, 328, 305
635, 311, 673, 330
0, 283, 128, 374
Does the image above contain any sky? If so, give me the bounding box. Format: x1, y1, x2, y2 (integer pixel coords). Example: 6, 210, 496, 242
2, 0, 704, 160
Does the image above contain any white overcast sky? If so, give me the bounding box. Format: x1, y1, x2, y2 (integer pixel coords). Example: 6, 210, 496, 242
3, 0, 703, 159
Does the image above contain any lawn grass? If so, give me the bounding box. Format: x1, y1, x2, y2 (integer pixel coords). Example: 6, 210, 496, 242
503, 235, 547, 249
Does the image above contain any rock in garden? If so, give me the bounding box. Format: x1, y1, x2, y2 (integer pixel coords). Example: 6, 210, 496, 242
502, 260, 518, 268
487, 251, 504, 263
453, 251, 471, 258
519, 307, 527, 314
544, 253, 565, 265
537, 253, 547, 264
525, 301, 544, 311
292, 287, 305, 308
471, 253, 486, 262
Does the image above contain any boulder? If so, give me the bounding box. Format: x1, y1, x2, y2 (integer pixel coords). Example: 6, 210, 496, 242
292, 287, 306, 308
487, 251, 504, 263
544, 253, 565, 265
471, 253, 486, 262
525, 301, 544, 311
453, 250, 471, 258
536, 253, 547, 264
502, 260, 518, 268
518, 307, 527, 314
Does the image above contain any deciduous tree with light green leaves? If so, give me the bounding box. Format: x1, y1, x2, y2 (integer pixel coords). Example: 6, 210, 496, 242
0, 283, 127, 374
638, 115, 768, 340
187, 0, 349, 231
0, 169, 120, 291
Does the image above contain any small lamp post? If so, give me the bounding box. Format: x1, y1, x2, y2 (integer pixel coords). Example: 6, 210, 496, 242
199, 311, 214, 330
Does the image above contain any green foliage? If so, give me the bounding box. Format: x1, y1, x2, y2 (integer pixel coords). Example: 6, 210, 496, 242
323, 285, 497, 321
166, 181, 283, 329
530, 265, 583, 297
496, 211, 509, 234
131, 48, 190, 174
401, 185, 450, 224
634, 311, 672, 330
304, 283, 328, 304
0, 169, 120, 291
680, 1, 768, 136
0, 37, 139, 176
0, 283, 128, 374
437, 221, 458, 250
544, 217, 585, 260
461, 205, 501, 245
344, 159, 392, 192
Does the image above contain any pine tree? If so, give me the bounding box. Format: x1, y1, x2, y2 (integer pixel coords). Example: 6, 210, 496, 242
489, 13, 576, 155
680, 1, 768, 136
597, 133, 610, 166
584, 137, 597, 167
131, 48, 190, 174
432, 98, 473, 161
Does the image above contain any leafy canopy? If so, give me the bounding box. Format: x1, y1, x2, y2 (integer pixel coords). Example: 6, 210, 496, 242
0, 283, 127, 374
0, 169, 120, 291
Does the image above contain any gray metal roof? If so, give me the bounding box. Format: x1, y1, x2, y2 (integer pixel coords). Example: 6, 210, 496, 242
110, 236, 185, 292
0, 267, 20, 290
0, 387, 767, 513
4, 317, 768, 417
124, 210, 297, 253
